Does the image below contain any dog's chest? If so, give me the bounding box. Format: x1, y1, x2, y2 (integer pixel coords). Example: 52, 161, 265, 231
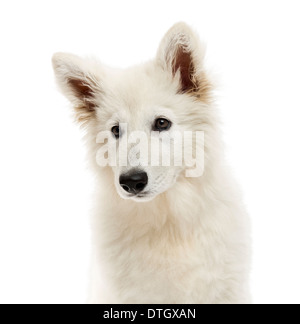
103, 226, 226, 303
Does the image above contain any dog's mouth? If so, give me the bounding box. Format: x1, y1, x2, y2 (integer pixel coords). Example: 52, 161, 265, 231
118, 188, 156, 202
136, 192, 153, 200
129, 192, 151, 198
136, 191, 149, 197
132, 192, 155, 202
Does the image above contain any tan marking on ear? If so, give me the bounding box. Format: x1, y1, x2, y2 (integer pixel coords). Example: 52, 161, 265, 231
193, 71, 213, 105
67, 77, 97, 126
172, 46, 196, 93
74, 104, 95, 126
68, 79, 94, 99
172, 46, 212, 104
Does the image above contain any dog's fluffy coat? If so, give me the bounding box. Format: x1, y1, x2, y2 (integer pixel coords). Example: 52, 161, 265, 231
52, 22, 251, 304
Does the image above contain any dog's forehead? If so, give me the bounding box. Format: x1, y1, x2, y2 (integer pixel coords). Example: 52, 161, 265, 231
98, 63, 182, 131
115, 67, 158, 102
108, 67, 165, 120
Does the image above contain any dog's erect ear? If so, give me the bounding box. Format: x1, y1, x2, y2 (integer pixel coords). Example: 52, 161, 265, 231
156, 22, 211, 101
52, 53, 102, 125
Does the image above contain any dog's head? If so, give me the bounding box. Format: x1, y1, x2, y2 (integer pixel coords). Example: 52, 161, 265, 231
52, 23, 212, 202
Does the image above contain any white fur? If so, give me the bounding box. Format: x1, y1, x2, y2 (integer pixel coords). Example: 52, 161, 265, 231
52, 22, 251, 304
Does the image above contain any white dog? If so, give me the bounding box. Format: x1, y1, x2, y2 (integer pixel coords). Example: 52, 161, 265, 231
52, 22, 251, 304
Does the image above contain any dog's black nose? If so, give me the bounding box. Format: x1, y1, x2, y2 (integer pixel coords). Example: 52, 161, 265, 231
119, 171, 148, 194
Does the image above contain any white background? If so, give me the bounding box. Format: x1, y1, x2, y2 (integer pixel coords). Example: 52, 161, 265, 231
0, 0, 299, 304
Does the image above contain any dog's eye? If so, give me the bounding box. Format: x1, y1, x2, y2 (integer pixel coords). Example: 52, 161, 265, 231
111, 126, 120, 138
154, 118, 172, 131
